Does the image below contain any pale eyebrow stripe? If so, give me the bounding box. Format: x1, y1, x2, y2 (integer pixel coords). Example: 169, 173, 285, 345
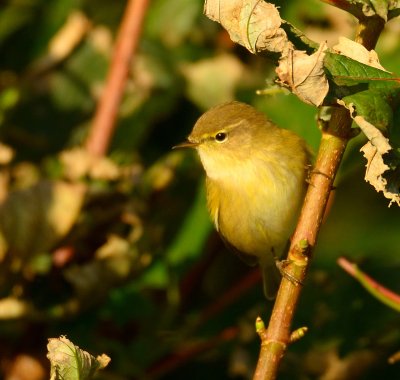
225, 119, 246, 131
203, 119, 246, 141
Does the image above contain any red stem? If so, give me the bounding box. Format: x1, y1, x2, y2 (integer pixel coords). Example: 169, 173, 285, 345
85, 0, 150, 156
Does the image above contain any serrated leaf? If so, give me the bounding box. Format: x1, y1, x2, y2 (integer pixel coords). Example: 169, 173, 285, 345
47, 336, 110, 380
324, 52, 397, 87
341, 88, 399, 131
338, 86, 400, 206
360, 140, 400, 206
332, 37, 387, 71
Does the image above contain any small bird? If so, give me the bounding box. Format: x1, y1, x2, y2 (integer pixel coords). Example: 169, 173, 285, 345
175, 101, 310, 298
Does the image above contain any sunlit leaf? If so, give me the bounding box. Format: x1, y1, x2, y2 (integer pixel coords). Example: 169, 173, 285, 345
47, 336, 110, 380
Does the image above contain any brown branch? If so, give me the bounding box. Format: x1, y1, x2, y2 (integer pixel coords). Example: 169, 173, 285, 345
253, 16, 385, 380
254, 107, 352, 380
85, 0, 150, 156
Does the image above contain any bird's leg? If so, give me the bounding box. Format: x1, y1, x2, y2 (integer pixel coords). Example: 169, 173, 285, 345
276, 259, 303, 286
273, 244, 304, 286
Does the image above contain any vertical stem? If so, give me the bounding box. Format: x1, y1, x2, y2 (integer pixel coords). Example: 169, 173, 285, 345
254, 108, 351, 380
354, 16, 385, 50
253, 14, 385, 380
85, 0, 150, 156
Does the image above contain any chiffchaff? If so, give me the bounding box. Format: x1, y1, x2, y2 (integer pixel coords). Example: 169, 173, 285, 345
175, 101, 310, 298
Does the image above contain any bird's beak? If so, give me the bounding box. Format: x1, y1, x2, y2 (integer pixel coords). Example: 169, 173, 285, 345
172, 140, 199, 149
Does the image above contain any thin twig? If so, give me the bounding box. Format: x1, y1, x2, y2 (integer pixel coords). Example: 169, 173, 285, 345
85, 0, 150, 156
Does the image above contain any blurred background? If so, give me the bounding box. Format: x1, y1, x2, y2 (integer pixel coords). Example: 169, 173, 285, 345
0, 0, 399, 379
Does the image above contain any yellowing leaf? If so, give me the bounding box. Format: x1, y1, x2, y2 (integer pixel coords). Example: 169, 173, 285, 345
47, 336, 110, 380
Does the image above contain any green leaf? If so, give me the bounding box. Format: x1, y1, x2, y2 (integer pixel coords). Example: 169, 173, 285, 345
166, 183, 211, 265
341, 87, 400, 131
47, 336, 110, 380
324, 52, 397, 87
339, 86, 400, 206
280, 20, 318, 53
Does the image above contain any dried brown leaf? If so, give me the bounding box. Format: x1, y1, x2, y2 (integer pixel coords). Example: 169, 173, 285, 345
360, 140, 400, 206
338, 100, 400, 206
276, 43, 329, 106
204, 0, 288, 54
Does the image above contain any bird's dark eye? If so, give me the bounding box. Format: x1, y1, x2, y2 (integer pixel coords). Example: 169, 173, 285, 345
215, 132, 227, 142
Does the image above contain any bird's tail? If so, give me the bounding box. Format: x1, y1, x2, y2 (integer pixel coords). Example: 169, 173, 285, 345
260, 256, 281, 300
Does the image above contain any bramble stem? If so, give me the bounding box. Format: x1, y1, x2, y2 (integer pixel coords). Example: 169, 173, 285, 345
254, 107, 351, 380
254, 14, 385, 380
